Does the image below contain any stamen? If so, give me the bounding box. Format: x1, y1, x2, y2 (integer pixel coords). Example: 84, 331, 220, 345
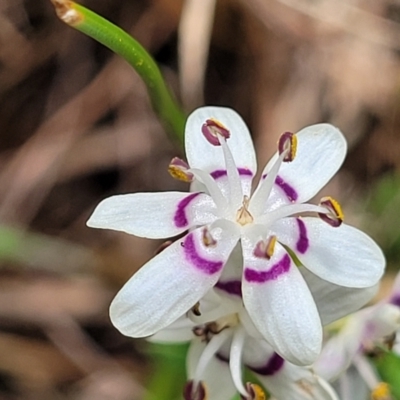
248, 152, 286, 218
190, 168, 229, 217
256, 203, 328, 226
371, 383, 392, 400
236, 196, 254, 226
168, 157, 194, 182
193, 328, 231, 385
219, 133, 244, 209
241, 383, 267, 400
183, 380, 207, 400
230, 327, 248, 397
202, 118, 230, 146
318, 196, 344, 227
253, 236, 277, 259
278, 132, 297, 162
202, 227, 217, 247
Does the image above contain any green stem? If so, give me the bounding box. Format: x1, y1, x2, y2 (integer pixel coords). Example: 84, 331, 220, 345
51, 0, 185, 144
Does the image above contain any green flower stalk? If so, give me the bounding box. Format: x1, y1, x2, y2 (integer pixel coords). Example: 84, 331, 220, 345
50, 0, 186, 143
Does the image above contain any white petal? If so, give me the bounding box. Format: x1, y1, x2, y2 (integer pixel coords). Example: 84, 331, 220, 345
243, 338, 338, 400
148, 315, 195, 343
272, 217, 385, 288
264, 124, 347, 204
110, 226, 240, 337
187, 339, 237, 400
241, 238, 322, 365
300, 268, 378, 325
185, 106, 257, 179
334, 366, 370, 400
257, 363, 339, 400
87, 192, 217, 239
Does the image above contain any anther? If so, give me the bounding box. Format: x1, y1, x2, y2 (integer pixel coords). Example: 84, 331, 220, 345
318, 196, 344, 227
278, 132, 297, 162
202, 118, 230, 146
183, 380, 207, 400
241, 383, 266, 400
168, 157, 194, 182
253, 236, 277, 259
202, 228, 217, 247
191, 302, 201, 316
371, 382, 392, 400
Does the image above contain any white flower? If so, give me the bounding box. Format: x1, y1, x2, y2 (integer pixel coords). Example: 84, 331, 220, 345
153, 289, 338, 400
314, 274, 400, 400
87, 106, 385, 365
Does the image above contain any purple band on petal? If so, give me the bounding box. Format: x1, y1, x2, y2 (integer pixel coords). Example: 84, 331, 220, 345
210, 168, 253, 180
275, 175, 298, 202
183, 233, 223, 275
296, 218, 309, 254
174, 193, 200, 228
215, 280, 242, 297
390, 295, 400, 307
244, 254, 291, 283
249, 353, 284, 376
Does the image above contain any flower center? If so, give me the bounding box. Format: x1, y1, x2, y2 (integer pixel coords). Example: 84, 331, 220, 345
236, 196, 254, 226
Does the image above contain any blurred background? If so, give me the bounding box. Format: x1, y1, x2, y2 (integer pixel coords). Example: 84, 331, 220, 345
1, 0, 400, 398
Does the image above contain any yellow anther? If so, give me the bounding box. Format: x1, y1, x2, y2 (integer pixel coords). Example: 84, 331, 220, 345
208, 118, 229, 132
265, 236, 277, 259
245, 383, 267, 400
254, 236, 277, 260
371, 382, 391, 400
168, 157, 194, 182
168, 165, 193, 182
202, 228, 217, 247
319, 196, 344, 227
278, 132, 297, 162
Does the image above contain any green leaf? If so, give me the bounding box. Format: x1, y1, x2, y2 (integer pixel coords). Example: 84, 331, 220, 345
374, 351, 400, 399
144, 343, 189, 400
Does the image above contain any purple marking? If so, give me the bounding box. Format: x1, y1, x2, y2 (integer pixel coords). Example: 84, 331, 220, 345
249, 353, 284, 376
215, 280, 242, 297
215, 352, 229, 363
210, 168, 253, 180
244, 254, 291, 283
296, 218, 309, 254
275, 175, 298, 202
390, 295, 400, 308
174, 193, 200, 228
183, 233, 223, 275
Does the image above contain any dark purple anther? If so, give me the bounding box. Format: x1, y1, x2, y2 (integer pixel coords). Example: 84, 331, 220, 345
202, 118, 230, 146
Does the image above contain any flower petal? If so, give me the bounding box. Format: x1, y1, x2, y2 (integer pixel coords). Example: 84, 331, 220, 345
243, 338, 338, 400
263, 124, 347, 204
300, 267, 378, 325
87, 192, 217, 239
185, 107, 257, 197
110, 225, 240, 337
148, 314, 195, 343
241, 237, 322, 365
272, 217, 385, 288
257, 362, 339, 400
187, 339, 237, 400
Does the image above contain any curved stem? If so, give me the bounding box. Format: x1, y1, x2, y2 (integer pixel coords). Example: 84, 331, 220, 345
50, 0, 186, 144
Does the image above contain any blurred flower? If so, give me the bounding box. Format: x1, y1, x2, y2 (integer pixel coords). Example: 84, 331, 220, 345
151, 289, 338, 400
314, 273, 400, 400
87, 106, 385, 365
